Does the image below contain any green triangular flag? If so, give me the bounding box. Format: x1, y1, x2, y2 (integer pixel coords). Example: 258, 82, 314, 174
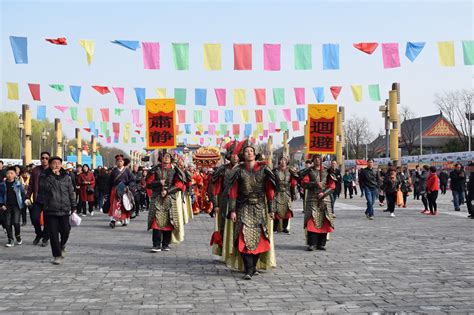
280, 121, 288, 131
50, 84, 65, 92
294, 44, 312, 70
174, 88, 187, 105
70, 107, 78, 121
462, 40, 474, 65
115, 108, 125, 116
268, 109, 276, 123
368, 84, 381, 101
172, 43, 189, 70
273, 88, 285, 105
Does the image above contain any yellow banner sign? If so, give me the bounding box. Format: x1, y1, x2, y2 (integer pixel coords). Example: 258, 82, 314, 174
306, 104, 337, 155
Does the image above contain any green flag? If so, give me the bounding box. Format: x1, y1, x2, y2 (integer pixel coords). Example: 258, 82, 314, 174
115, 108, 124, 116
174, 88, 187, 105
100, 122, 108, 134
294, 44, 312, 70
268, 109, 276, 122
280, 121, 288, 131
463, 40, 474, 65
220, 124, 227, 135
273, 88, 285, 105
50, 84, 64, 92
368, 84, 381, 101
70, 107, 78, 121
172, 43, 189, 70
131, 137, 137, 144
194, 110, 202, 123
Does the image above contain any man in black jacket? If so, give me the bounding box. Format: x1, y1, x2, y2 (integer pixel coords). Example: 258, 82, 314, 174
450, 163, 466, 212
439, 170, 449, 195
359, 159, 379, 220
40, 156, 77, 265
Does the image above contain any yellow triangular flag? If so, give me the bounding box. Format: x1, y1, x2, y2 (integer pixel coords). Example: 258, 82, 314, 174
86, 107, 93, 122
351, 85, 363, 102
257, 123, 264, 134
233, 89, 247, 106
79, 39, 95, 65
240, 109, 249, 123
156, 88, 167, 98
203, 43, 221, 70
7, 82, 19, 100
438, 41, 455, 67
196, 124, 204, 133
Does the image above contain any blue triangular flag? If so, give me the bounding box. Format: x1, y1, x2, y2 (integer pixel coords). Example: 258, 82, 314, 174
134, 87, 146, 105
111, 40, 140, 51
69, 85, 81, 104
313, 87, 325, 103
405, 42, 426, 62
37, 105, 46, 121
9, 36, 28, 64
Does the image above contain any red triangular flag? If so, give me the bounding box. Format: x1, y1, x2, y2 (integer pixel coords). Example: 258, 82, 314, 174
134, 130, 141, 134
330, 86, 342, 100
353, 42, 379, 55
92, 86, 111, 95
45, 37, 68, 45
83, 128, 91, 133
28, 83, 41, 101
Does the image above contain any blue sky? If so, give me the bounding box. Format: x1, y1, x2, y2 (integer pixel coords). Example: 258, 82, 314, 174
1, 0, 473, 151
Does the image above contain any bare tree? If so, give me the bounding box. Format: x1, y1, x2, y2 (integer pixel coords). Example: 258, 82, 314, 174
400, 106, 417, 155
344, 115, 373, 159
435, 89, 474, 150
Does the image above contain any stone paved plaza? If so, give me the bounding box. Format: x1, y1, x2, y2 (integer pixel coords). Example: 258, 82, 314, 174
0, 193, 473, 314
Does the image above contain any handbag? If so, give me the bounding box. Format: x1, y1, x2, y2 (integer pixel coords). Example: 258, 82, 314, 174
70, 212, 82, 227
396, 189, 403, 207
86, 186, 94, 195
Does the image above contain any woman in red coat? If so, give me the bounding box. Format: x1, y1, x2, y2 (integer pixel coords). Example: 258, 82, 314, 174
426, 166, 440, 215
78, 164, 96, 216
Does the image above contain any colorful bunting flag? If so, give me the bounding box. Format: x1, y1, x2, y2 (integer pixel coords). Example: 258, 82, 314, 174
240, 110, 249, 123
294, 44, 312, 70
268, 109, 276, 123
112, 87, 124, 104
85, 107, 93, 122
273, 88, 285, 105
100, 122, 108, 135
351, 85, 363, 102
177, 110, 186, 124
264, 44, 281, 71
111, 40, 140, 51
219, 124, 228, 136
438, 41, 455, 67
233, 89, 247, 106
69, 85, 81, 104
214, 88, 226, 106
132, 109, 140, 125
203, 44, 222, 70
112, 122, 120, 134
175, 88, 187, 105
100, 108, 110, 122
233, 124, 240, 136
28, 83, 41, 101
255, 89, 266, 105
156, 88, 166, 98
368, 84, 381, 101
172, 43, 189, 70
210, 110, 219, 123
184, 124, 191, 134
255, 109, 263, 123
37, 105, 46, 121
294, 88, 305, 105
233, 44, 252, 70
7, 82, 19, 100
313, 87, 325, 103
208, 124, 216, 136
244, 124, 252, 137
405, 42, 426, 62
280, 121, 288, 131
353, 42, 379, 55
70, 107, 78, 121
268, 122, 276, 133
330, 86, 342, 100
46, 37, 67, 45
134, 87, 146, 105
195, 88, 207, 106
322, 43, 340, 70
50, 84, 64, 92
92, 85, 110, 95
141, 42, 160, 69
79, 39, 95, 65
282, 109, 291, 121
54, 105, 69, 113
224, 110, 233, 123
9, 36, 28, 64
382, 43, 401, 68
115, 108, 124, 116
193, 110, 203, 123
292, 121, 300, 131
462, 41, 474, 65
296, 108, 306, 121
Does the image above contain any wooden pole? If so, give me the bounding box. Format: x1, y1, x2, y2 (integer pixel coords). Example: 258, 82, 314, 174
76, 128, 82, 165
91, 135, 97, 169
267, 135, 273, 168
22, 104, 32, 165
55, 118, 63, 158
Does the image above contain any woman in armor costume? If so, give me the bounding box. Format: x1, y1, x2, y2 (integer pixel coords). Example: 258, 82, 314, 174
299, 154, 335, 251
272, 156, 298, 234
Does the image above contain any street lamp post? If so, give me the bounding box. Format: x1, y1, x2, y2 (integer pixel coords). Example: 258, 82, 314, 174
41, 129, 49, 157
465, 112, 474, 152
18, 115, 24, 160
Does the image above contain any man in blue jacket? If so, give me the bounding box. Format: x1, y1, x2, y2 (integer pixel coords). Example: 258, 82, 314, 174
0, 166, 25, 247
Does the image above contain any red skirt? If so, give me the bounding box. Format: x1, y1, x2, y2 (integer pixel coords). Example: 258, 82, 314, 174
238, 228, 271, 254
108, 187, 130, 221
307, 217, 334, 234
151, 219, 173, 231
275, 209, 294, 220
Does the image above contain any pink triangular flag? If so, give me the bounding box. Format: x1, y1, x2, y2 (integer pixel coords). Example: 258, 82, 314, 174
214, 88, 226, 106
282, 109, 291, 121
113, 87, 124, 104
54, 105, 69, 113
330, 86, 342, 100
294, 88, 305, 105
100, 108, 110, 122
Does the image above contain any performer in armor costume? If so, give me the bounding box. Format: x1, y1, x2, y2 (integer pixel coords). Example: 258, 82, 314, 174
228, 141, 276, 280
177, 157, 194, 225
299, 154, 335, 251
209, 141, 240, 256
272, 156, 298, 234
108, 155, 134, 229
147, 152, 186, 252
